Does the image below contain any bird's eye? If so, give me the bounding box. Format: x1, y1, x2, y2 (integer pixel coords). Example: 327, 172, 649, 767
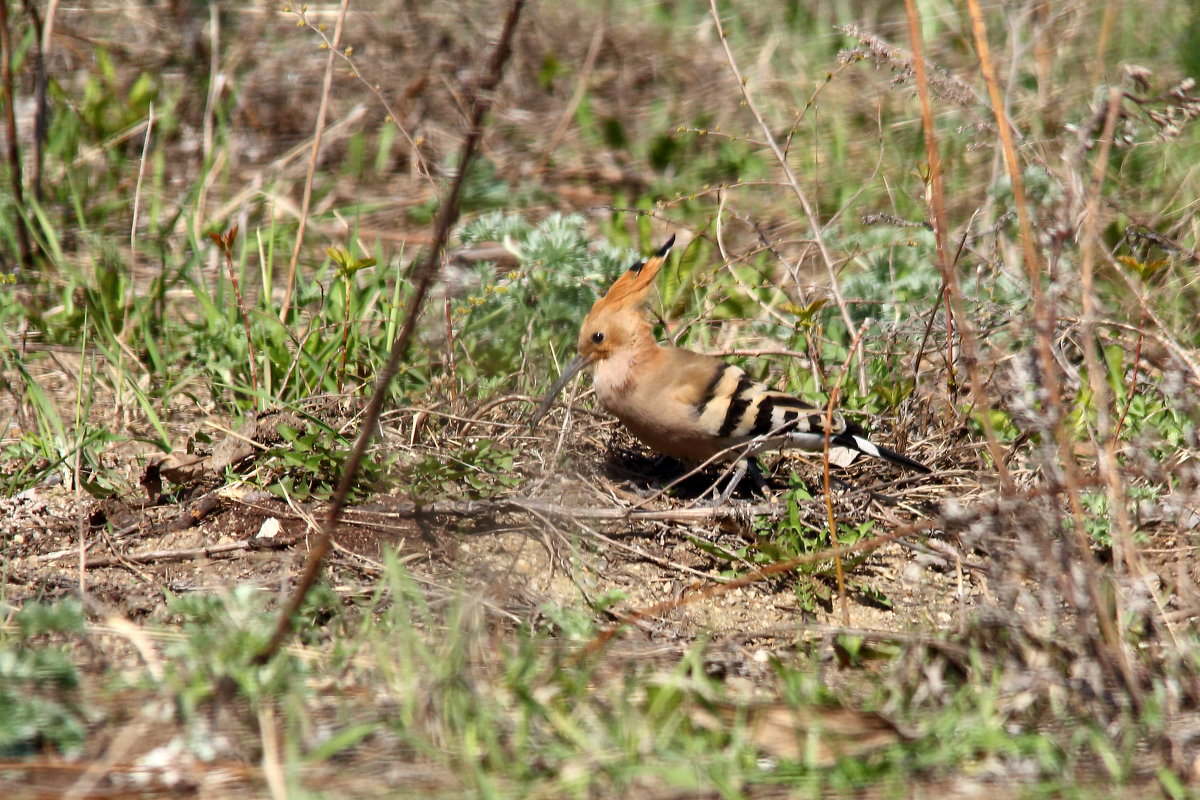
591, 331, 605, 344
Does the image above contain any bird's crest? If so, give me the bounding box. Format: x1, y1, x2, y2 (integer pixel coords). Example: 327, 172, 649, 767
590, 234, 675, 314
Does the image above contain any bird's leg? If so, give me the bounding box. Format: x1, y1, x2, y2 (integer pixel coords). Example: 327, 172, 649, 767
650, 454, 676, 472
745, 457, 771, 496
829, 473, 857, 493
713, 457, 763, 505
713, 459, 747, 505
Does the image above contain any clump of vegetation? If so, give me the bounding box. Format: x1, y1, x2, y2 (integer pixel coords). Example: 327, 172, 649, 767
452, 211, 636, 375
0, 601, 88, 757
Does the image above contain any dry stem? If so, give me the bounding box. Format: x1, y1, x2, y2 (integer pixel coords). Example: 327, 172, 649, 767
279, 0, 351, 322
255, 0, 529, 666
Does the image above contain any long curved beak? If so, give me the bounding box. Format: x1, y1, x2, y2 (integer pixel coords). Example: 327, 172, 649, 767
531, 354, 591, 425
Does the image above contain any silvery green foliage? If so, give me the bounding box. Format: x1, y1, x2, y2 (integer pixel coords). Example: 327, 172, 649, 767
453, 213, 637, 374
840, 226, 943, 324
457, 210, 531, 248
840, 225, 1023, 325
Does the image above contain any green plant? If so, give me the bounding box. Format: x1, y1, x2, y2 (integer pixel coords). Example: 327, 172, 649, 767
0, 318, 143, 496
1076, 486, 1158, 549
354, 557, 753, 797
687, 475, 886, 614
452, 211, 636, 380
326, 246, 379, 393
402, 439, 522, 500
0, 600, 87, 757
263, 421, 393, 502
162, 586, 308, 715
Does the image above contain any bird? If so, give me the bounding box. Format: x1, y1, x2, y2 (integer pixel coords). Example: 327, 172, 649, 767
532, 235, 930, 500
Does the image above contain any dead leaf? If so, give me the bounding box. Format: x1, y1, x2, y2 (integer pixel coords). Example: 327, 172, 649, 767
147, 416, 262, 489
154, 453, 207, 486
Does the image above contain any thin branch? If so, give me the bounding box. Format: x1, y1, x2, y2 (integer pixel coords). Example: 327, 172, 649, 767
344, 495, 817, 524
254, 0, 528, 666
32, 537, 298, 568
0, 0, 35, 268
31, 0, 53, 203
279, 0, 351, 322
706, 0, 857, 358
290, 5, 431, 181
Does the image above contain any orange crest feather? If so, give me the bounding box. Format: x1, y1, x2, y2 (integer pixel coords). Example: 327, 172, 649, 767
591, 235, 676, 313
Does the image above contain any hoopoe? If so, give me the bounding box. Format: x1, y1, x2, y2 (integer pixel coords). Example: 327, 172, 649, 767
533, 235, 930, 498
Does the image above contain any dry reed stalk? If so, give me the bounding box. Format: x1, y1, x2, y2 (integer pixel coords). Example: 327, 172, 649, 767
279, 0, 351, 323
965, 0, 1143, 711
1077, 87, 1143, 577
903, 0, 1013, 492
824, 320, 872, 626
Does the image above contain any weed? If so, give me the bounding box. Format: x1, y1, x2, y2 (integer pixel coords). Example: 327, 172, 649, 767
688, 475, 887, 614
402, 439, 522, 500
326, 246, 379, 393
452, 211, 635, 380
162, 586, 308, 715
0, 600, 87, 757
1077, 486, 1157, 550
262, 421, 393, 502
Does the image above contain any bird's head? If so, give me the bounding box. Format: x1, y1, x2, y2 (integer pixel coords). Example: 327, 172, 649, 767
531, 235, 675, 424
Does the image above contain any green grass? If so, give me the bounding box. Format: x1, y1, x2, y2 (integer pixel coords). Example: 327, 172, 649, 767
6, 567, 1189, 797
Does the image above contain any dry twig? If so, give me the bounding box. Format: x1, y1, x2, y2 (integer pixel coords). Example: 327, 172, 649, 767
254, 0, 529, 666
706, 0, 859, 383
279, 0, 351, 321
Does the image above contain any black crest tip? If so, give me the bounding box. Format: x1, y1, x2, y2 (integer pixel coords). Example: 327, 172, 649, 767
654, 233, 677, 258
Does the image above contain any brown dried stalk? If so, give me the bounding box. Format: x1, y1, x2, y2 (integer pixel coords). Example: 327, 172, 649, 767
279, 0, 351, 323
0, 0, 34, 269
254, 0, 528, 666
964, 0, 1142, 711
824, 319, 871, 626
902, 0, 1012, 492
